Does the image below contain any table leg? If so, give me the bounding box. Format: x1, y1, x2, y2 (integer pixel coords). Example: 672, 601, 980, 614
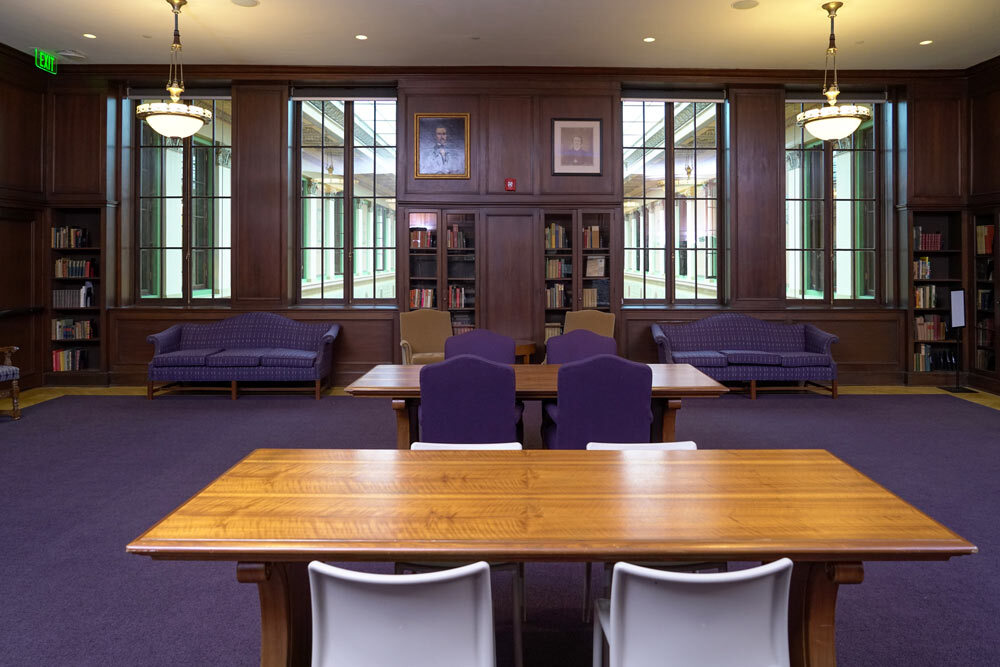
660, 399, 682, 441
788, 561, 864, 667
237, 562, 312, 667
392, 399, 420, 449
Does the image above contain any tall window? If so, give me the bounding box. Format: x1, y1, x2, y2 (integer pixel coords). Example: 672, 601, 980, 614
623, 100, 721, 303
298, 100, 396, 303
785, 102, 877, 301
138, 99, 232, 300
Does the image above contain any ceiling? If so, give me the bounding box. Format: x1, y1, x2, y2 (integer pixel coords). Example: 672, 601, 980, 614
2, 0, 998, 71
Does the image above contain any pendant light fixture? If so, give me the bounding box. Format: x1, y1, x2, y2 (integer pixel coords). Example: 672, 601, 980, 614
136, 0, 211, 139
796, 2, 871, 142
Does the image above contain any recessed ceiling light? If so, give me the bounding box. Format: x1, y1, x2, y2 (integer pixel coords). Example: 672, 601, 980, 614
83, 33, 96, 39
731, 0, 759, 9
643, 37, 656, 43
355, 34, 368, 41
231, 0, 260, 7
919, 40, 933, 45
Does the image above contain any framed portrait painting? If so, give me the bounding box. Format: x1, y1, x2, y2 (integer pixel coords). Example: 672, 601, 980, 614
552, 118, 601, 175
414, 113, 470, 179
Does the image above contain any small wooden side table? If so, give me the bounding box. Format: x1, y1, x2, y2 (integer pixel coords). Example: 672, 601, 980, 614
514, 340, 536, 364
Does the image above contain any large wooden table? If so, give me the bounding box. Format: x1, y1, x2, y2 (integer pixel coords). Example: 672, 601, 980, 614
344, 363, 728, 448
127, 448, 975, 667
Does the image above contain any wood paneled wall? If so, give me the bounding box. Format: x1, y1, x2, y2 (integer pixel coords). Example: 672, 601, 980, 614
970, 57, 1000, 205
906, 80, 968, 206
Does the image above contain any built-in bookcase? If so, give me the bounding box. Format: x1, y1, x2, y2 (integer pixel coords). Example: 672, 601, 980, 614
972, 210, 998, 380
403, 209, 479, 334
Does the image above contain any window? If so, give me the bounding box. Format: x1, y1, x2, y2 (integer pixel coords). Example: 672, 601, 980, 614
785, 103, 877, 301
137, 99, 232, 301
623, 100, 721, 304
298, 100, 396, 303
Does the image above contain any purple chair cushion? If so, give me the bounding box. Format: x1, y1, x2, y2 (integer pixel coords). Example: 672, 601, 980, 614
671, 351, 727, 367
546, 329, 617, 364
544, 354, 653, 451
778, 351, 832, 367
205, 349, 267, 367
659, 313, 805, 352
260, 349, 317, 368
721, 350, 782, 365
445, 330, 516, 364
151, 348, 223, 367
419, 354, 518, 444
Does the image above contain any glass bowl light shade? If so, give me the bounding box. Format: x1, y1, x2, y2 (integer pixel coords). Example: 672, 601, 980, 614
796, 104, 871, 141
136, 101, 212, 139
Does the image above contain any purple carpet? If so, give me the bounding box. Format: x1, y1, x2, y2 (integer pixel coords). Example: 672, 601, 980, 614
0, 393, 996, 666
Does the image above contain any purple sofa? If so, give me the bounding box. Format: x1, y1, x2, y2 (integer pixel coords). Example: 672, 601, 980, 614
147, 312, 340, 400
651, 313, 838, 399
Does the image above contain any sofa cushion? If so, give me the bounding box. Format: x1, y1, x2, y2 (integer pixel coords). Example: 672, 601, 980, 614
260, 349, 317, 368
151, 348, 223, 367
0, 365, 19, 381
671, 350, 728, 367
721, 350, 782, 365
778, 351, 832, 367
205, 349, 267, 367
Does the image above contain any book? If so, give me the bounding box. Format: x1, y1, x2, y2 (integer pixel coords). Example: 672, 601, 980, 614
585, 256, 605, 277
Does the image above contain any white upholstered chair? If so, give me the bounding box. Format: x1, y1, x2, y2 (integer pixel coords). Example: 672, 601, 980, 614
411, 441, 522, 450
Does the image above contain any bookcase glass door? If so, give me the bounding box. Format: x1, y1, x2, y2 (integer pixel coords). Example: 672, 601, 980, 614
580, 211, 612, 313
973, 212, 997, 375
407, 211, 438, 310
445, 212, 477, 334
543, 212, 574, 342
50, 208, 103, 375
909, 211, 962, 376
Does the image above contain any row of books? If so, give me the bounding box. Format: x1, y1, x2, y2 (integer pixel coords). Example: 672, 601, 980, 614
409, 228, 434, 248
914, 284, 944, 309
976, 258, 994, 282
581, 279, 610, 309
976, 321, 994, 347
52, 348, 89, 372
975, 349, 996, 372
978, 289, 994, 311
913, 315, 948, 341
913, 227, 943, 251
976, 224, 995, 255
55, 258, 97, 278
52, 318, 95, 340
544, 324, 563, 341
581, 225, 603, 248
447, 285, 474, 308
445, 224, 471, 249
409, 288, 435, 308
51, 226, 91, 248
452, 323, 475, 335
546, 258, 572, 278
52, 283, 95, 308
912, 344, 956, 372
544, 223, 569, 250
545, 283, 569, 308
912, 256, 932, 280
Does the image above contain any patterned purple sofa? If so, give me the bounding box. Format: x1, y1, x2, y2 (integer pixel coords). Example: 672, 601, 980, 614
650, 313, 838, 399
147, 312, 340, 400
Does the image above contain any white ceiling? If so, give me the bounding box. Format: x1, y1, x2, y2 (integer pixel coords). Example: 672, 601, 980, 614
2, 0, 998, 70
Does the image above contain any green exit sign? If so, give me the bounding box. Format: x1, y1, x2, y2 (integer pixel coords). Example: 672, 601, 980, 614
34, 48, 57, 74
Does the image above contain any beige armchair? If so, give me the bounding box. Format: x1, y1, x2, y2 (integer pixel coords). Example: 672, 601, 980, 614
0, 345, 21, 420
399, 309, 452, 365
564, 309, 615, 338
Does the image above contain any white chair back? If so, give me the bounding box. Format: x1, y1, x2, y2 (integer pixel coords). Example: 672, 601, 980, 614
603, 558, 792, 667
411, 442, 522, 450
586, 441, 697, 451
309, 560, 495, 667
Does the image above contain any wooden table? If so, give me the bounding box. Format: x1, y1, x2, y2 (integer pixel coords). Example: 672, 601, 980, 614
127, 448, 976, 667
344, 363, 727, 448
514, 339, 536, 364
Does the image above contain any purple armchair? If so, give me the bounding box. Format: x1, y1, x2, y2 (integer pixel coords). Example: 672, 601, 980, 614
445, 330, 516, 364
147, 312, 340, 399
419, 354, 519, 444
542, 354, 653, 450
545, 329, 617, 364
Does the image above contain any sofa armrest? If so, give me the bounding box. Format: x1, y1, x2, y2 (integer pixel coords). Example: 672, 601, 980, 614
147, 324, 183, 356
650, 324, 673, 363
400, 339, 413, 365
314, 324, 342, 372
804, 324, 838, 356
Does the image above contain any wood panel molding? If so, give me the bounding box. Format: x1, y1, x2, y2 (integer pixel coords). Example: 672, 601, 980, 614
907, 82, 968, 204
47, 88, 111, 201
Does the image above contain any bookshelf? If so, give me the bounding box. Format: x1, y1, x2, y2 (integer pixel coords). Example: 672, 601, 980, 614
972, 210, 997, 379
543, 209, 613, 342
48, 208, 104, 380
907, 211, 963, 380
404, 209, 479, 334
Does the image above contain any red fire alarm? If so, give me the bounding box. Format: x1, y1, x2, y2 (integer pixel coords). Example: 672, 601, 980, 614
504, 178, 516, 191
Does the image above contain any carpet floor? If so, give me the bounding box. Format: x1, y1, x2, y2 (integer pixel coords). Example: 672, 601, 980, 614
0, 393, 996, 666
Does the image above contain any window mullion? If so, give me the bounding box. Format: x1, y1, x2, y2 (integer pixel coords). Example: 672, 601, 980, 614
343, 101, 355, 305
666, 102, 675, 305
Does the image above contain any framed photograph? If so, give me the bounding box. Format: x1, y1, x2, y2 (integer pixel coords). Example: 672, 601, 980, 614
414, 113, 470, 179
552, 118, 601, 175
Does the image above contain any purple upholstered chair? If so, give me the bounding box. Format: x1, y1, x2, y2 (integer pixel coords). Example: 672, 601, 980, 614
445, 330, 516, 364
545, 329, 617, 364
419, 354, 519, 444
542, 354, 653, 450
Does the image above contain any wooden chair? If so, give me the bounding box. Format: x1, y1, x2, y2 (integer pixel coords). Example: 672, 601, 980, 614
0, 346, 21, 420
399, 309, 452, 364
564, 309, 615, 338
